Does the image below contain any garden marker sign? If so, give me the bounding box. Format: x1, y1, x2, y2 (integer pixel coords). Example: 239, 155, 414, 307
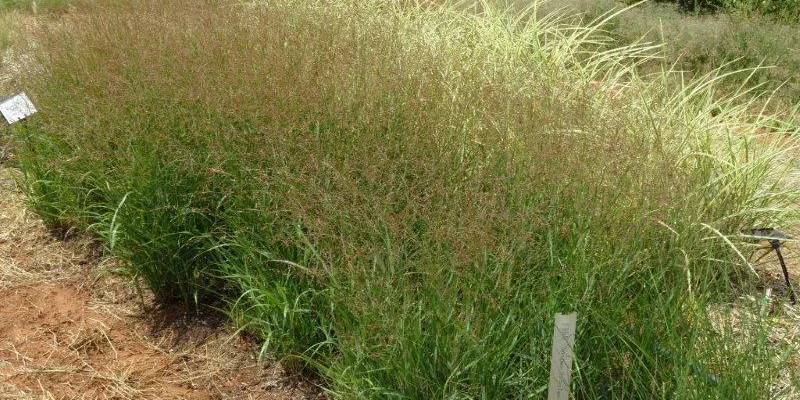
548, 312, 577, 400
0, 93, 37, 124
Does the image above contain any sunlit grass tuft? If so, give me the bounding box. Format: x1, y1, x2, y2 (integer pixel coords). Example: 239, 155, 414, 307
11, 0, 800, 397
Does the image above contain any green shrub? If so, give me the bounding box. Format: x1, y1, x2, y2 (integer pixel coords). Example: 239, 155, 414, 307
641, 0, 800, 21
12, 0, 800, 398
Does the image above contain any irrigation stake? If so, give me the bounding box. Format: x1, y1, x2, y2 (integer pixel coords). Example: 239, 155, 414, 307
0, 93, 38, 125
548, 312, 577, 400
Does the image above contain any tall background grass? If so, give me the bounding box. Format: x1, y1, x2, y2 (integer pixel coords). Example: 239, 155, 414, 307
8, 0, 800, 397
539, 0, 800, 117
0, 0, 70, 13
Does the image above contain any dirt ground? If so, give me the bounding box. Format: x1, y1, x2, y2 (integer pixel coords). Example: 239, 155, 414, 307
0, 169, 322, 400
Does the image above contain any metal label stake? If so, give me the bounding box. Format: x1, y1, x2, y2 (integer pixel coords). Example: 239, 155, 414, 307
745, 228, 796, 304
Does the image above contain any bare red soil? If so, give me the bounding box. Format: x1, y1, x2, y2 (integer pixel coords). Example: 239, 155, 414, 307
0, 171, 322, 399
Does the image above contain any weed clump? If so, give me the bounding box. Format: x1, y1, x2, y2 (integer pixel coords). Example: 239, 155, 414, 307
12, 0, 800, 398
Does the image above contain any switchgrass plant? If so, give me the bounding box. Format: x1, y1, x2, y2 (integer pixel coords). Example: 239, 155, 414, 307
0, 14, 12, 52
0, 0, 71, 13
12, 0, 800, 397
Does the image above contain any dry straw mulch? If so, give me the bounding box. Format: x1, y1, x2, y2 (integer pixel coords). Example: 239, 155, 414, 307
0, 167, 322, 400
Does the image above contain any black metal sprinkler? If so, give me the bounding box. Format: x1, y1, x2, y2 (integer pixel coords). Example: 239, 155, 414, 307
744, 228, 796, 305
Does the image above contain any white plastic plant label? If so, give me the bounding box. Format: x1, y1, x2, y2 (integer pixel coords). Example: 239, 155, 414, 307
0, 92, 37, 124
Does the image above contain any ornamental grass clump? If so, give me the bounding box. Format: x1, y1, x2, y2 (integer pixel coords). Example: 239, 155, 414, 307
11, 0, 800, 397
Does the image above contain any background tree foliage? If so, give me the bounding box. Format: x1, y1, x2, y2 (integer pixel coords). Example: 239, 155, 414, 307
647, 0, 800, 21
